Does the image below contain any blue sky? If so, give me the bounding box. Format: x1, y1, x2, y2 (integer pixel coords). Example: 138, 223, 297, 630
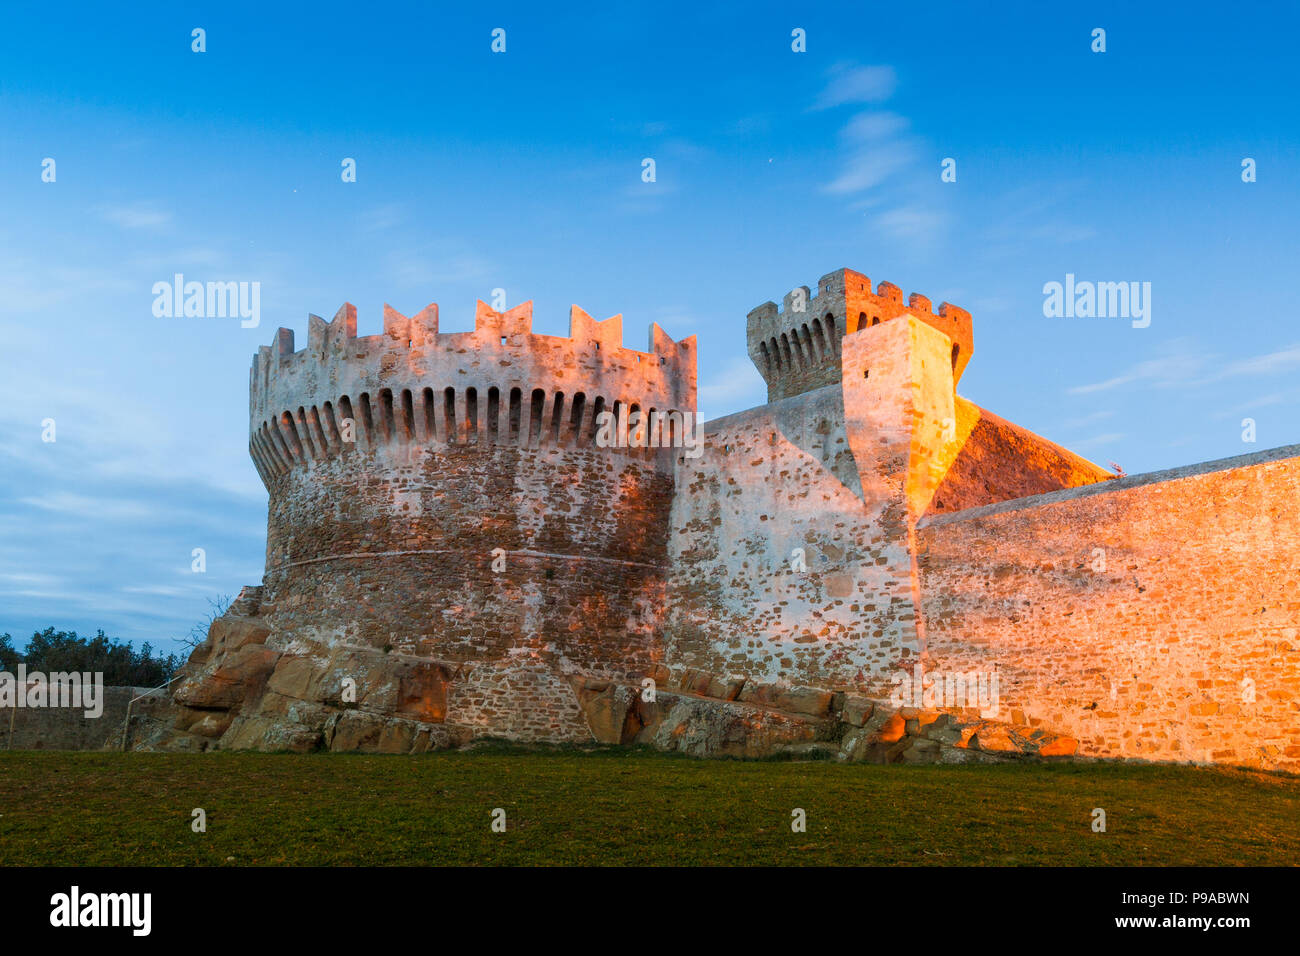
2, 1, 1298, 650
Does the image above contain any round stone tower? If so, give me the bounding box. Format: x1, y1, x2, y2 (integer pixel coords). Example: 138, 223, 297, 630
234, 298, 695, 742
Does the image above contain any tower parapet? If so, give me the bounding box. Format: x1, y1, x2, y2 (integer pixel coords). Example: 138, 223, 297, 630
745, 267, 973, 402
248, 299, 697, 485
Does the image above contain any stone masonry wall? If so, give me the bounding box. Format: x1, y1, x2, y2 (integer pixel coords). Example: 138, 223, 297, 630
263, 440, 673, 673
664, 384, 916, 693
664, 315, 1119, 700
191, 438, 677, 750
5, 686, 163, 751
918, 445, 1300, 771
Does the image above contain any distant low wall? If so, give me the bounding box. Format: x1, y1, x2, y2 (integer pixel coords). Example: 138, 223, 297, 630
3, 686, 166, 751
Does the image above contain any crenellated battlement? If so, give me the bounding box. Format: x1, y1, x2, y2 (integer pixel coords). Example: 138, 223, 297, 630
253, 299, 694, 389
247, 300, 697, 486
745, 267, 974, 401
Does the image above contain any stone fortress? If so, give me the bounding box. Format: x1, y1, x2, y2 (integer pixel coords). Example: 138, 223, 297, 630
144, 268, 1300, 771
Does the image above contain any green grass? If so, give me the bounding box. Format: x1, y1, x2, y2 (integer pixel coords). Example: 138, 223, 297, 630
1, 746, 1296, 865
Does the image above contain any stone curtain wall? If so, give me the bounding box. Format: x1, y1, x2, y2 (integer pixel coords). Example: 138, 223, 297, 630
662, 315, 1112, 700
918, 445, 1300, 771
665, 385, 918, 693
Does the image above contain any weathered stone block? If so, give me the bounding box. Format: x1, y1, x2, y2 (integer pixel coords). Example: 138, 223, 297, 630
174, 645, 281, 710
841, 696, 875, 727
737, 682, 834, 717
579, 684, 639, 744
873, 713, 906, 744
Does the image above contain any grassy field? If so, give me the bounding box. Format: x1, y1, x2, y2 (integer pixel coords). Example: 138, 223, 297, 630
1, 746, 1296, 865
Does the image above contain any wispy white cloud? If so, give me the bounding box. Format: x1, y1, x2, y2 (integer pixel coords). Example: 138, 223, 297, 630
0, 572, 62, 587
0, 421, 267, 647
18, 492, 156, 521
976, 182, 1099, 259
358, 203, 406, 233
386, 244, 493, 288
122, 584, 200, 597
1061, 409, 1115, 429
1069, 351, 1209, 394
815, 65, 946, 249
0, 259, 136, 312
698, 357, 766, 421
1219, 345, 1300, 378
1069, 432, 1126, 448
94, 202, 172, 230
824, 112, 914, 194
1210, 389, 1299, 421
1069, 341, 1300, 395
813, 64, 897, 109
873, 205, 946, 242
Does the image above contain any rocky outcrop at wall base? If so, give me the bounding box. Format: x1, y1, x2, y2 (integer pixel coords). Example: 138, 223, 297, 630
570, 674, 1078, 764
136, 605, 1079, 765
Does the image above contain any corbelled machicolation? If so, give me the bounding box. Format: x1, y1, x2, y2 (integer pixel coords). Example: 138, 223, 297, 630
249, 299, 696, 487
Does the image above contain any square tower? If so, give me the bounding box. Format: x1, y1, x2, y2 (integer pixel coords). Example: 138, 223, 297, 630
746, 268, 973, 402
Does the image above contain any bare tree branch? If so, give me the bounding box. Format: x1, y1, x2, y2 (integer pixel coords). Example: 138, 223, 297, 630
176, 594, 232, 652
